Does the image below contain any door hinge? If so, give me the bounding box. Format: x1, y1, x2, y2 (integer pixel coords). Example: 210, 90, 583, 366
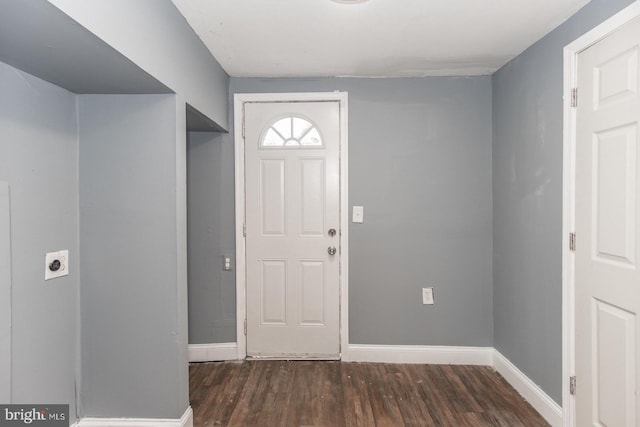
569, 232, 576, 252
570, 376, 576, 395
571, 88, 578, 108
244, 318, 247, 336
243, 223, 247, 238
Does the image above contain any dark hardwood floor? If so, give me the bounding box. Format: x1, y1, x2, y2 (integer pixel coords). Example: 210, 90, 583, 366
189, 361, 550, 427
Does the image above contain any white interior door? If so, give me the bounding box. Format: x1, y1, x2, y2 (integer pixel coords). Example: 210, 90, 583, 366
244, 101, 340, 358
575, 16, 640, 426
0, 182, 11, 402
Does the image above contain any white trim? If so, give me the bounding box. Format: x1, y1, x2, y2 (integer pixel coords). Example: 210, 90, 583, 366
188, 343, 238, 362
494, 350, 562, 427
233, 94, 247, 360
562, 3, 640, 426
344, 344, 493, 365
78, 406, 193, 427
233, 92, 349, 360
338, 94, 350, 360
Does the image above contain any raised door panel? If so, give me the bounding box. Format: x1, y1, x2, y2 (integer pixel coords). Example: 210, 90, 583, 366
299, 158, 325, 237
299, 261, 325, 326
260, 260, 287, 325
592, 300, 636, 426
260, 159, 286, 237
593, 124, 637, 265
595, 46, 639, 109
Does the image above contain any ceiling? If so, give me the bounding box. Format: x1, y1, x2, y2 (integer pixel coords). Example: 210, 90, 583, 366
171, 0, 591, 78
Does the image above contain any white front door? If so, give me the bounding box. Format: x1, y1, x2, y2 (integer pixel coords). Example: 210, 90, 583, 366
575, 16, 640, 426
244, 101, 341, 358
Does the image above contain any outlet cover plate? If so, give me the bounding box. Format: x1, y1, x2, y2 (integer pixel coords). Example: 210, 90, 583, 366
422, 287, 434, 305
45, 250, 69, 280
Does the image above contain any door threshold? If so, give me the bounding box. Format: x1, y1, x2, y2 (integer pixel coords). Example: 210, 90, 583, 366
246, 355, 341, 361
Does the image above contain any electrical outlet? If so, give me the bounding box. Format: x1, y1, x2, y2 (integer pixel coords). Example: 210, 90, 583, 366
223, 255, 232, 271
45, 250, 69, 280
422, 287, 434, 305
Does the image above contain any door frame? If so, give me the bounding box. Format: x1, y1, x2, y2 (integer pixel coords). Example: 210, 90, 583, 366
562, 2, 640, 425
233, 92, 349, 360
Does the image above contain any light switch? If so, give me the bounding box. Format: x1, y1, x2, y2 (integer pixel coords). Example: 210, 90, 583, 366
352, 206, 364, 223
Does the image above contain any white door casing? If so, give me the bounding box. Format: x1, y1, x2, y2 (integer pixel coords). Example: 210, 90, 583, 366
234, 92, 349, 360
564, 5, 640, 426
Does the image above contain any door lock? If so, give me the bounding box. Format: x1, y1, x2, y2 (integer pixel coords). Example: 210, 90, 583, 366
328, 228, 336, 237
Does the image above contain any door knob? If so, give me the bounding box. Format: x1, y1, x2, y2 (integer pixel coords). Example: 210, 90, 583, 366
328, 246, 337, 255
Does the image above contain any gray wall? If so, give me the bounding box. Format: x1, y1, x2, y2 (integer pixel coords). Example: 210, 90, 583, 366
492, 0, 635, 405
48, 0, 229, 129
2, 0, 223, 420
0, 61, 79, 419
188, 77, 494, 347
79, 94, 188, 419
0, 182, 10, 403
187, 132, 237, 344
0, 0, 171, 96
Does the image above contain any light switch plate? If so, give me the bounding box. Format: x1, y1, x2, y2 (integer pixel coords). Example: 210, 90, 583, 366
45, 250, 69, 280
352, 206, 364, 223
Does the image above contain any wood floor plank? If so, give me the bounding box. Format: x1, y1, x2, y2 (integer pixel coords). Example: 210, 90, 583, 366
471, 366, 547, 426
363, 363, 407, 426
414, 365, 461, 425
192, 361, 252, 427
189, 361, 550, 427
387, 365, 436, 426
456, 365, 502, 412
441, 365, 485, 414
226, 361, 296, 426
341, 361, 377, 426
285, 361, 346, 427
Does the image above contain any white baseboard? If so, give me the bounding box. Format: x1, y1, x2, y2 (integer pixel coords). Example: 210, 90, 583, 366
78, 406, 192, 427
345, 344, 494, 365
493, 350, 562, 427
188, 342, 238, 362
